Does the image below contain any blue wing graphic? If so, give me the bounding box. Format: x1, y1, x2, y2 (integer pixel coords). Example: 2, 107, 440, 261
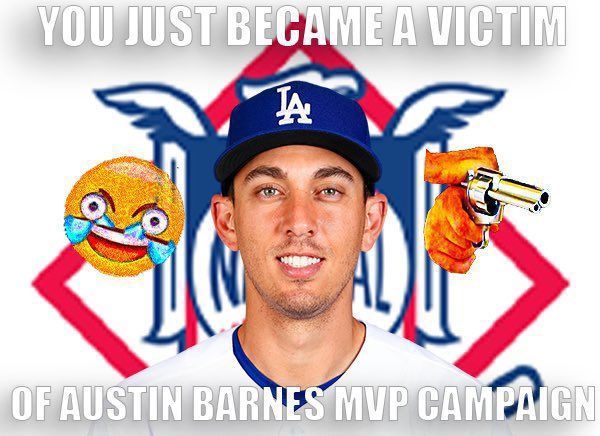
94, 83, 216, 144
383, 83, 505, 146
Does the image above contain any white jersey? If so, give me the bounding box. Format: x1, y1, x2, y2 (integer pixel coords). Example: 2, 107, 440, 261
89, 323, 511, 435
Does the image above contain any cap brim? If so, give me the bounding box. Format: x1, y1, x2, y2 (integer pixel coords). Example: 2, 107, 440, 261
215, 129, 381, 193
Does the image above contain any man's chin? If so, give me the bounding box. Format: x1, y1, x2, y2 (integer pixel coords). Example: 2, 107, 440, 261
270, 290, 335, 320
274, 303, 329, 320
250, 271, 347, 320
258, 289, 314, 317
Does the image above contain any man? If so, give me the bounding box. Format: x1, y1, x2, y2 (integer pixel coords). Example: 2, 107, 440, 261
89, 81, 509, 435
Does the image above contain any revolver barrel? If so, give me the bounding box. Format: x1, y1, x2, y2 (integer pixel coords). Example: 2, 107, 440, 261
488, 178, 550, 213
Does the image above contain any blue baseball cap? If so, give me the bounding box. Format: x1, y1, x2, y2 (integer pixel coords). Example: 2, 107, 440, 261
214, 80, 381, 194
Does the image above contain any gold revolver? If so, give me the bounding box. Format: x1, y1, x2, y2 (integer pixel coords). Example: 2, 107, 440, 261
460, 168, 550, 248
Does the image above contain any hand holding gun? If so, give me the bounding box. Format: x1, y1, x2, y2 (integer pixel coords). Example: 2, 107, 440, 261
423, 147, 550, 273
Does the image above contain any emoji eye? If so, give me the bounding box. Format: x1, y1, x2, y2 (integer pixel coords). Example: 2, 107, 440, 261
80, 193, 107, 221
142, 208, 169, 235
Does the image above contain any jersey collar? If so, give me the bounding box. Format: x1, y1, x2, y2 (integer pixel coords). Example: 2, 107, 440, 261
232, 325, 343, 410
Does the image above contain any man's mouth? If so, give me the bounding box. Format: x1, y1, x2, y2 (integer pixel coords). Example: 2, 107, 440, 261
277, 254, 324, 279
278, 255, 322, 268
87, 224, 148, 262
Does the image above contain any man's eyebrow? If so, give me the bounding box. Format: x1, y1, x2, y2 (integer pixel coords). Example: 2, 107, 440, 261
312, 166, 355, 183
243, 166, 287, 184
131, 202, 157, 218
98, 188, 115, 212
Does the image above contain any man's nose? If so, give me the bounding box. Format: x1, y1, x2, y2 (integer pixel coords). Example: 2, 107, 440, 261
281, 191, 317, 238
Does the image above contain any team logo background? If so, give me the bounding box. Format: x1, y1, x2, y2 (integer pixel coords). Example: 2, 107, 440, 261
26, 15, 569, 422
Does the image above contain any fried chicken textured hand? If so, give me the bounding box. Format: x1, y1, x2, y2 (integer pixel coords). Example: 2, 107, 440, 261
424, 147, 500, 274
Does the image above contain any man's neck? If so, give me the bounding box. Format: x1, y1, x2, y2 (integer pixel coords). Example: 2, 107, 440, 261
238, 287, 365, 390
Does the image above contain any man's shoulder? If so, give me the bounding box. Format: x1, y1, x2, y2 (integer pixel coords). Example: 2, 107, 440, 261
359, 323, 482, 387
119, 329, 238, 387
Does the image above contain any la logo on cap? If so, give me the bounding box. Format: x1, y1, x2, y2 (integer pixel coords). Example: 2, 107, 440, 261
276, 85, 313, 126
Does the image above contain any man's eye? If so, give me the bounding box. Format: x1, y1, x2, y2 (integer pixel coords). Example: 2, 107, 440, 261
321, 188, 340, 196
260, 187, 280, 197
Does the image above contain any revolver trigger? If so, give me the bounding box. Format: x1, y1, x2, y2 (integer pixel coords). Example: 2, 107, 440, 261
473, 225, 490, 250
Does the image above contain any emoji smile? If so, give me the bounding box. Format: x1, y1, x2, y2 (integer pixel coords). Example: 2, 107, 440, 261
87, 224, 148, 262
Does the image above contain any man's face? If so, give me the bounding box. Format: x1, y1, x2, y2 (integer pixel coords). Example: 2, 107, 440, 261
229, 145, 371, 320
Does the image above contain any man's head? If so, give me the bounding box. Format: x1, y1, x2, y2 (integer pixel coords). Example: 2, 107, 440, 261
211, 81, 387, 321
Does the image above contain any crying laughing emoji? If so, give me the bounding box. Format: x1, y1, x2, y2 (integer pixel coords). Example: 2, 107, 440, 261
64, 157, 184, 276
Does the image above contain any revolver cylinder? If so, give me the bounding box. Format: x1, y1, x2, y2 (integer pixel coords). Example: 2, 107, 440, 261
461, 168, 550, 248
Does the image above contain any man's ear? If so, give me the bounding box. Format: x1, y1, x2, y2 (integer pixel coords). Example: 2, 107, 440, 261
211, 194, 238, 251
361, 192, 388, 251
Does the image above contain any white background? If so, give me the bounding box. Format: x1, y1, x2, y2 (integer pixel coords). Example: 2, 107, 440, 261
1, 1, 599, 435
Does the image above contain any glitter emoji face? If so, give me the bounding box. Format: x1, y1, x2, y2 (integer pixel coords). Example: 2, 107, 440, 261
64, 157, 184, 276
